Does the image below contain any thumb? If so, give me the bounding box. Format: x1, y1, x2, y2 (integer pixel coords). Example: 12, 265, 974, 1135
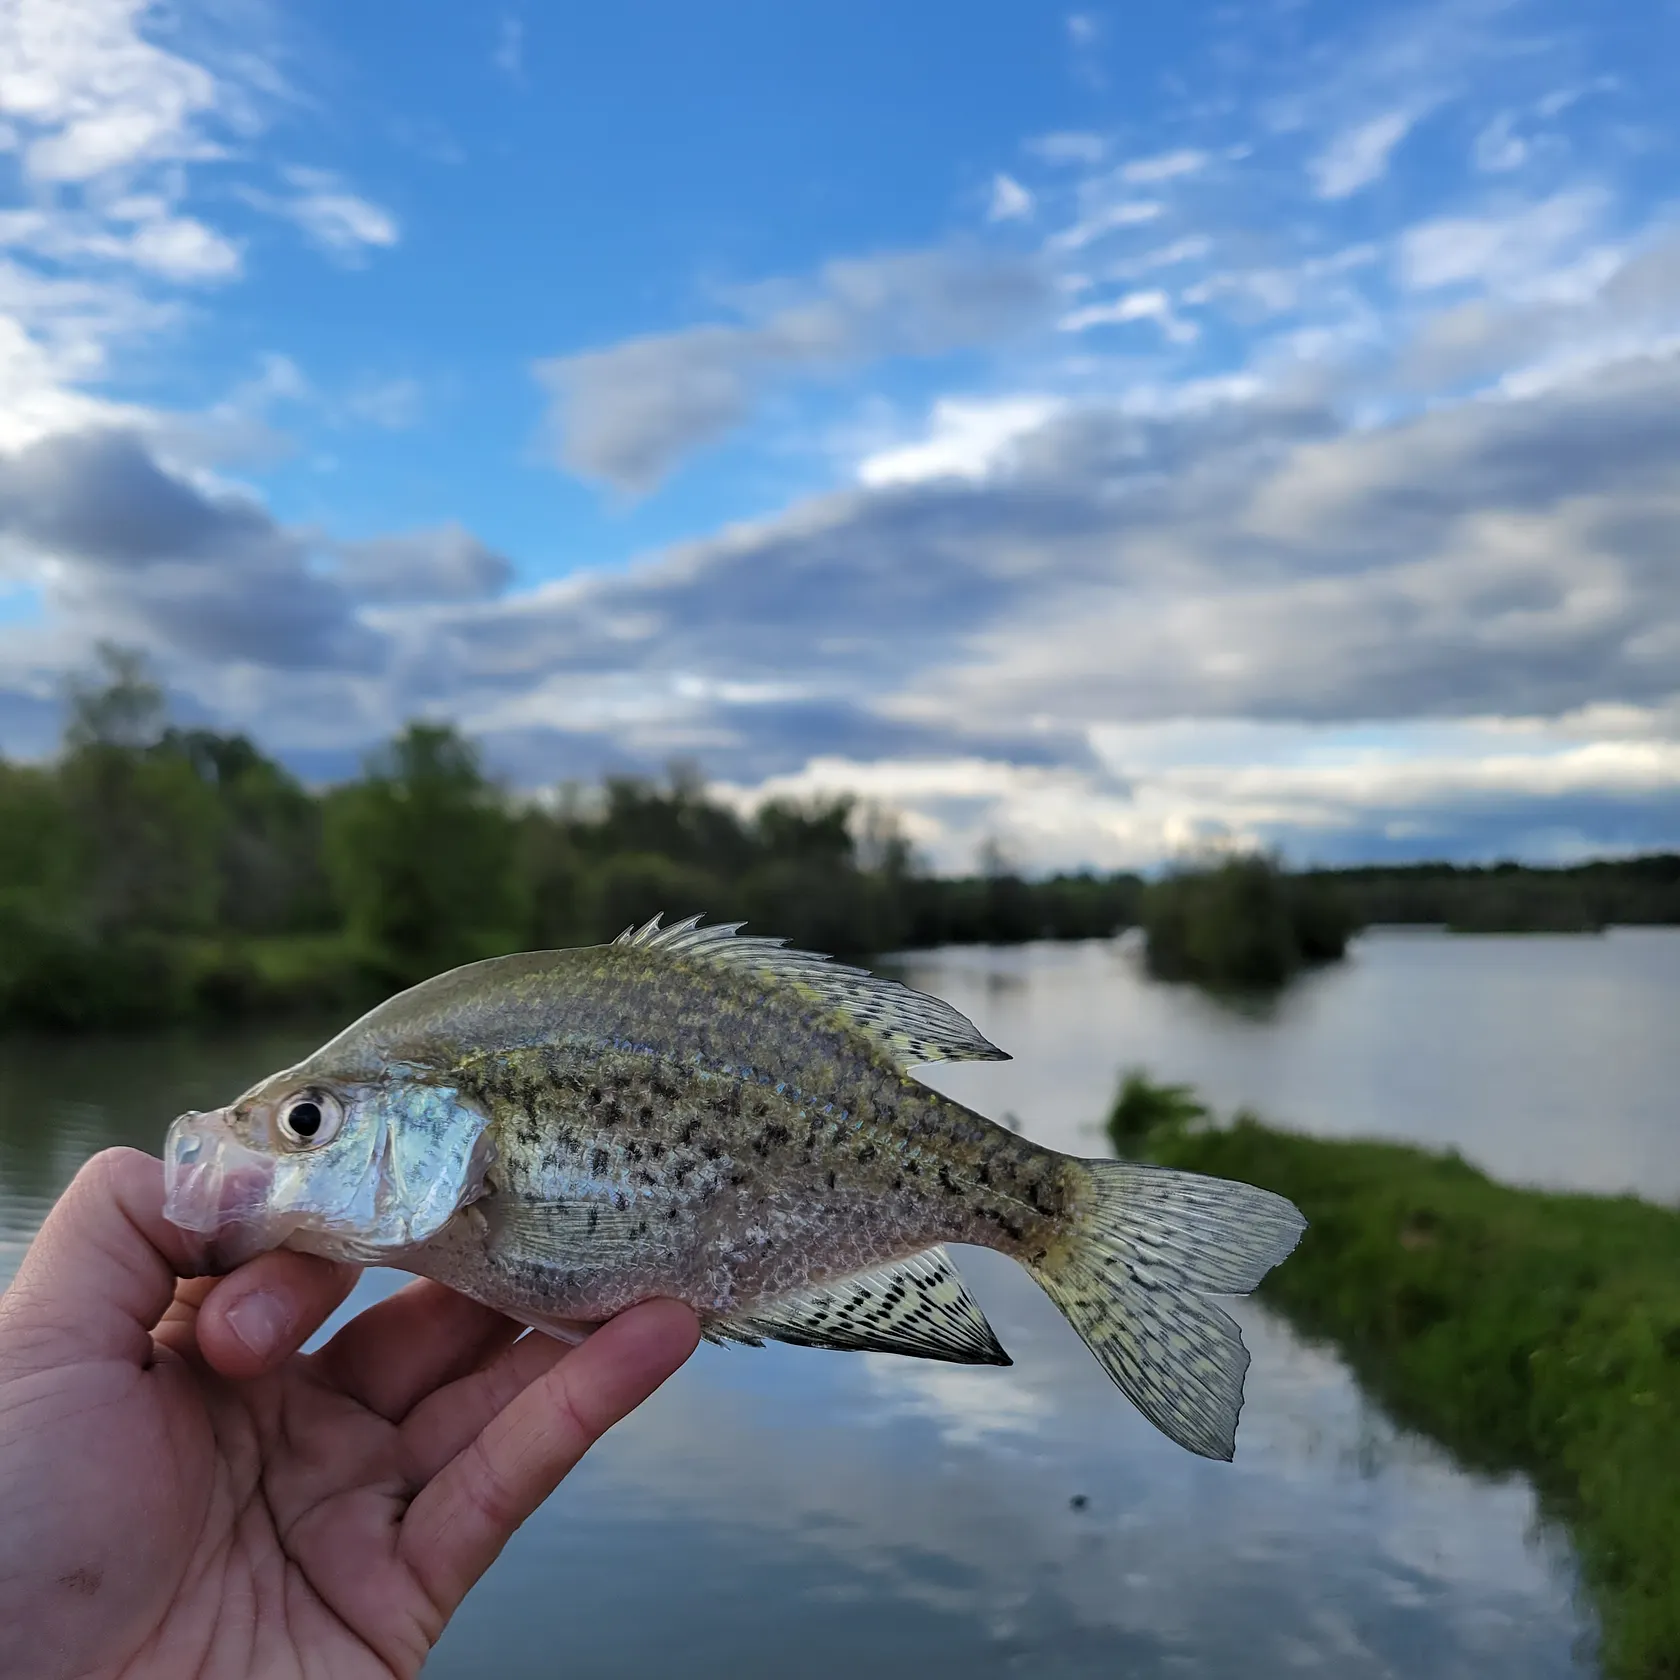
0, 1149, 204, 1373
0, 1147, 353, 1378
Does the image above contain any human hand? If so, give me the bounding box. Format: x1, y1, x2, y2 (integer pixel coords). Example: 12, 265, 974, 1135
0, 1147, 700, 1680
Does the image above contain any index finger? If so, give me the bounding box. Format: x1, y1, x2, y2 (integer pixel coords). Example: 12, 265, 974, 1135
397, 1299, 699, 1621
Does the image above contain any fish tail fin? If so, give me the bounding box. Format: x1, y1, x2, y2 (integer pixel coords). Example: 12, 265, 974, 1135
1026, 1159, 1305, 1460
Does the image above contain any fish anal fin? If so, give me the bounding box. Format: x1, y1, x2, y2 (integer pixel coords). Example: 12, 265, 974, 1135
711, 1246, 1011, 1367
613, 913, 1009, 1069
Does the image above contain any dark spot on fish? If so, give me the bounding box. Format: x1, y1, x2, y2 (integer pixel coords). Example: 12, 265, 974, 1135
624, 1139, 642, 1162
679, 1119, 700, 1144
891, 1175, 904, 1192
938, 1164, 960, 1196
587, 1086, 602, 1106
857, 1142, 877, 1164
702, 1143, 722, 1161
590, 1147, 609, 1176
587, 1207, 600, 1234
975, 1163, 992, 1187
58, 1567, 102, 1597
826, 1169, 837, 1190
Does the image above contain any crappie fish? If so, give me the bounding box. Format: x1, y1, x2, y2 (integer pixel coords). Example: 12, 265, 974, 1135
163, 915, 1304, 1459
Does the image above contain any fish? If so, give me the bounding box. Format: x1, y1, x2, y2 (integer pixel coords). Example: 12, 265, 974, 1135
162, 914, 1305, 1460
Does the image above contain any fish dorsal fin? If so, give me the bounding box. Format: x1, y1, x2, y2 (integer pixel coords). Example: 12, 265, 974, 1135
612, 913, 1009, 1070
707, 1245, 1012, 1366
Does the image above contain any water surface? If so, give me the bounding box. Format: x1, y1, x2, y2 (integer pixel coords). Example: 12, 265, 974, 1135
3, 928, 1655, 1675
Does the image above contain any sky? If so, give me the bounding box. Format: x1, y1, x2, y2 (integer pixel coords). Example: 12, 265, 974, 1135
3, 0, 1680, 873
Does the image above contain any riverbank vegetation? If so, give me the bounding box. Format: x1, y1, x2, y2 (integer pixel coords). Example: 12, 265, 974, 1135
1109, 1076, 1680, 1680
1312, 857, 1680, 933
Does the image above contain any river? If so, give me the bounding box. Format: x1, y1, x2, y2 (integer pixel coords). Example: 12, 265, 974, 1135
5, 927, 1670, 1676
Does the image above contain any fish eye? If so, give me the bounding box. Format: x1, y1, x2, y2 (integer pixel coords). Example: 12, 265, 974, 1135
278, 1091, 343, 1149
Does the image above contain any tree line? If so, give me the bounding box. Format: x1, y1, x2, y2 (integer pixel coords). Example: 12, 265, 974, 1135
3, 650, 1677, 1029
0, 650, 1141, 1028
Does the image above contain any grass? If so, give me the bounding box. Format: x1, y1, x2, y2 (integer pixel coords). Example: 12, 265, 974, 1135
1111, 1081, 1680, 1679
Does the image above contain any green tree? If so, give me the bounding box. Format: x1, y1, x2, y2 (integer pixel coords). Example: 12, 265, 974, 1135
58, 646, 222, 938
161, 728, 333, 935
324, 723, 525, 980
1142, 853, 1352, 989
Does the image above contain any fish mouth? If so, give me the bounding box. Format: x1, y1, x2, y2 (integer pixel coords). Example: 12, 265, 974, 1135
163, 1108, 298, 1271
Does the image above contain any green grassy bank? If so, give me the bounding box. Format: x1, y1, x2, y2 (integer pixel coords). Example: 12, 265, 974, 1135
1126, 1101, 1680, 1679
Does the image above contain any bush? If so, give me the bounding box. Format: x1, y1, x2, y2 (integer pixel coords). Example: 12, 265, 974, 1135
1104, 1068, 1209, 1152
1142, 855, 1354, 988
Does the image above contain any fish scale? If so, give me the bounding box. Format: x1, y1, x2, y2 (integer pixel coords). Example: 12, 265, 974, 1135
162, 913, 1306, 1460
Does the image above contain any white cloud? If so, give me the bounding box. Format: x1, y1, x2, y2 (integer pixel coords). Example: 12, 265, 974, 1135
126, 214, 241, 280
0, 0, 391, 472
0, 0, 226, 184
1107, 236, 1214, 281
1121, 149, 1207, 185
1025, 130, 1106, 166
987, 172, 1034, 223
246, 167, 401, 260
1046, 199, 1162, 254
344, 375, 424, 429
538, 247, 1050, 491
1398, 190, 1604, 296
857, 397, 1063, 487
1058, 288, 1197, 342
1309, 109, 1415, 198
1472, 113, 1528, 173
493, 14, 523, 79
1066, 13, 1099, 47
0, 202, 240, 281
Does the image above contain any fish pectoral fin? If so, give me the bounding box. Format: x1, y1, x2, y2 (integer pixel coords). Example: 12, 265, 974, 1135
711, 1246, 1012, 1367
485, 1196, 648, 1265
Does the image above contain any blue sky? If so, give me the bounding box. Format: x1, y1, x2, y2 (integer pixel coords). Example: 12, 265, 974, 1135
3, 0, 1680, 871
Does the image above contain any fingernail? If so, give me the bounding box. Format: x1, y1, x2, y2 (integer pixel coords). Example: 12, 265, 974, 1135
226, 1291, 290, 1359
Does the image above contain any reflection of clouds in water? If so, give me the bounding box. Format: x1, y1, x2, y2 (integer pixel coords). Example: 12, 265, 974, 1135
902, 932, 1680, 1202
857, 1349, 1053, 1448
525, 1273, 1590, 1679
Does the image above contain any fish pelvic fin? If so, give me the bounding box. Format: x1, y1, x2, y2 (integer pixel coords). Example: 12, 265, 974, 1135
611, 912, 1009, 1070
707, 1245, 1011, 1366
1027, 1160, 1305, 1461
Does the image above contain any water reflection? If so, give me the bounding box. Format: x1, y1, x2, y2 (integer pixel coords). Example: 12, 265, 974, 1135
899, 928, 1680, 1203
0, 934, 1627, 1676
